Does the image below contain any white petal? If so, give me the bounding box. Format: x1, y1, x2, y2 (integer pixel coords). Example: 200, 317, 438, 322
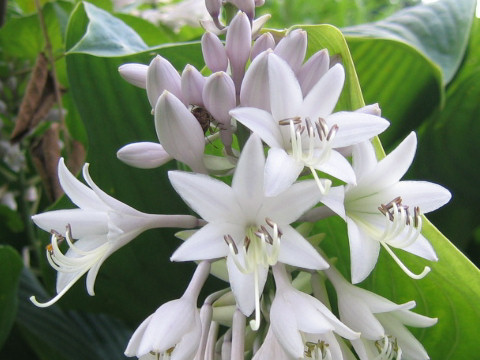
387, 181, 451, 213
315, 150, 356, 185
351, 140, 378, 181
227, 256, 268, 316
82, 163, 142, 216
125, 314, 154, 356
267, 53, 303, 121
32, 209, 108, 237
347, 218, 380, 283
264, 148, 303, 196
171, 222, 240, 261
262, 181, 321, 225
171, 317, 202, 360
230, 107, 284, 148
277, 225, 329, 269
270, 296, 304, 358
393, 309, 437, 328
168, 171, 244, 223
232, 134, 265, 211
338, 295, 385, 339
328, 112, 390, 148
155, 91, 206, 173
116, 142, 173, 169
318, 185, 346, 219
57, 158, 106, 211
302, 64, 344, 119
401, 233, 438, 261
358, 132, 417, 193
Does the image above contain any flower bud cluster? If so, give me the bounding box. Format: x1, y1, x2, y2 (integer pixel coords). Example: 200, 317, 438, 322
30, 1, 451, 360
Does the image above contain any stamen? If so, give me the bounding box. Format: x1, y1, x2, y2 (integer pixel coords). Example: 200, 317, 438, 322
304, 341, 332, 360
374, 336, 402, 360
225, 219, 283, 332
278, 116, 302, 126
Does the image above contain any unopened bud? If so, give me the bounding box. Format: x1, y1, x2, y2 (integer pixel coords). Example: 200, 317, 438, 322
202, 32, 229, 72
118, 63, 148, 89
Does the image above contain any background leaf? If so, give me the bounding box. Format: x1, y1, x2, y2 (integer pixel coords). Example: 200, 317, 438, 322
15, 268, 131, 360
0, 246, 23, 349
343, 0, 476, 84
66, 2, 148, 56
342, 0, 475, 147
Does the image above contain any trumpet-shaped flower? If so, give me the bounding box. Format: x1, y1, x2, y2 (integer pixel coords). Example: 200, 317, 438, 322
168, 135, 336, 328
325, 266, 436, 360
125, 261, 210, 360
30, 158, 199, 307
269, 265, 359, 359
231, 52, 390, 195
345, 133, 451, 283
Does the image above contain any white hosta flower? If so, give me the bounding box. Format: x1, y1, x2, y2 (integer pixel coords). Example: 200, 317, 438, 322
269, 265, 359, 359
168, 135, 333, 329
125, 261, 210, 360
325, 266, 436, 360
231, 52, 390, 195
252, 327, 294, 360
345, 133, 451, 283
30, 158, 198, 307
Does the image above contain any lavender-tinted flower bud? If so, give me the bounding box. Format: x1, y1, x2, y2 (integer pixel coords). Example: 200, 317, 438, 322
274, 29, 307, 73
202, 32, 229, 73
147, 55, 183, 109
225, 11, 252, 94
251, 32, 275, 60
203, 72, 236, 147
297, 49, 330, 96
155, 91, 206, 174
181, 65, 206, 107
239, 50, 270, 111
118, 63, 148, 89
227, 0, 255, 20
205, 0, 222, 19
117, 142, 173, 169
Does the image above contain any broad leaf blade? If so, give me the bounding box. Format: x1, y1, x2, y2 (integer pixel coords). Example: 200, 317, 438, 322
343, 0, 476, 84
0, 246, 23, 348
17, 268, 131, 360
66, 2, 148, 56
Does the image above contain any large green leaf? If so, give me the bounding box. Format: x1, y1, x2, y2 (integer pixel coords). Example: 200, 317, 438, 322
16, 268, 131, 360
410, 18, 480, 257
0, 246, 23, 349
342, 0, 475, 147
66, 2, 148, 56
343, 0, 475, 84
